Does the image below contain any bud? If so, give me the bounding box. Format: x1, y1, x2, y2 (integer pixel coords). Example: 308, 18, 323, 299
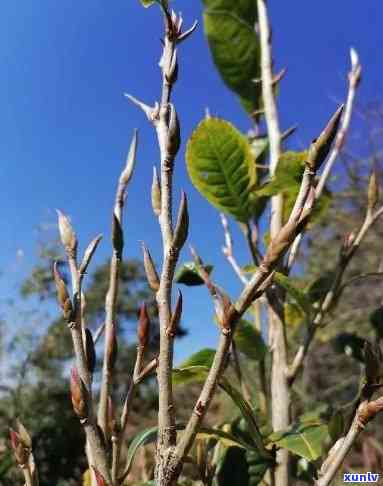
166, 103, 181, 157
349, 47, 362, 88
16, 420, 32, 449
92, 467, 107, 486
79, 234, 103, 276
137, 303, 151, 349
70, 368, 89, 419
339, 231, 356, 260
307, 105, 344, 171
112, 213, 124, 257
367, 163, 380, 210
142, 243, 160, 291
10, 429, 29, 466
53, 262, 73, 321
167, 290, 182, 337
173, 191, 189, 249
106, 322, 118, 371
57, 210, 78, 256
151, 167, 162, 217
84, 328, 96, 375
119, 129, 138, 186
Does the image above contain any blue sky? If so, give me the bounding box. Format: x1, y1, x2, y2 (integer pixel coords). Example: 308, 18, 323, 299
0, 1, 382, 362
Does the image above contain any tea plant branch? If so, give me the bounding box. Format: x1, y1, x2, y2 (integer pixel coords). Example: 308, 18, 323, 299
287, 48, 361, 271
316, 395, 383, 486
98, 130, 138, 444
257, 0, 293, 482
126, 6, 196, 483
172, 158, 318, 473
316, 48, 361, 198
288, 204, 383, 383
55, 214, 111, 483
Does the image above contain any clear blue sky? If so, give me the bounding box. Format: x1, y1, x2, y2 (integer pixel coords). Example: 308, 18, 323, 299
0, 1, 382, 362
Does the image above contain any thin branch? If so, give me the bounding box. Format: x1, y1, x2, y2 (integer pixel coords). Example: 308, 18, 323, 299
287, 48, 361, 270
220, 213, 249, 285
172, 160, 316, 469
316, 48, 362, 198
288, 205, 383, 383
55, 213, 111, 484
316, 396, 383, 486
98, 130, 138, 442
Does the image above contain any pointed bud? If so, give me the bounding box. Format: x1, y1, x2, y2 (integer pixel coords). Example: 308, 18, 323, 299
106, 322, 118, 371
10, 429, 29, 466
57, 210, 78, 256
167, 290, 182, 337
151, 167, 162, 217
16, 420, 32, 449
307, 105, 344, 171
349, 48, 362, 88
92, 467, 107, 486
119, 130, 138, 186
173, 191, 189, 249
339, 231, 356, 261
79, 235, 103, 276
142, 243, 160, 291
112, 214, 124, 257
368, 163, 380, 211
84, 329, 96, 375
137, 303, 151, 349
70, 368, 89, 419
166, 103, 181, 157
53, 262, 73, 321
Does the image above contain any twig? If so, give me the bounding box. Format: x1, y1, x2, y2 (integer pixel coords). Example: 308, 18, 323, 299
316, 48, 361, 198
126, 7, 195, 484
98, 131, 138, 443
55, 213, 111, 484
287, 48, 361, 270
220, 214, 249, 285
316, 396, 383, 486
171, 153, 317, 475
288, 205, 383, 383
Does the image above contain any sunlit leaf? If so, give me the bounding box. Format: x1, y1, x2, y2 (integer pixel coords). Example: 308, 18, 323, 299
186, 118, 257, 222
202, 0, 261, 114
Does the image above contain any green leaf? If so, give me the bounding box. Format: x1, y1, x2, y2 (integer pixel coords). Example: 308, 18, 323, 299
140, 0, 156, 7
202, 0, 261, 114
268, 421, 328, 461
179, 348, 216, 368
328, 411, 345, 443
174, 262, 213, 286
186, 118, 256, 222
235, 319, 268, 361
306, 271, 335, 304
256, 151, 307, 197
274, 273, 313, 319
219, 377, 269, 457
124, 426, 158, 478
173, 365, 210, 386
